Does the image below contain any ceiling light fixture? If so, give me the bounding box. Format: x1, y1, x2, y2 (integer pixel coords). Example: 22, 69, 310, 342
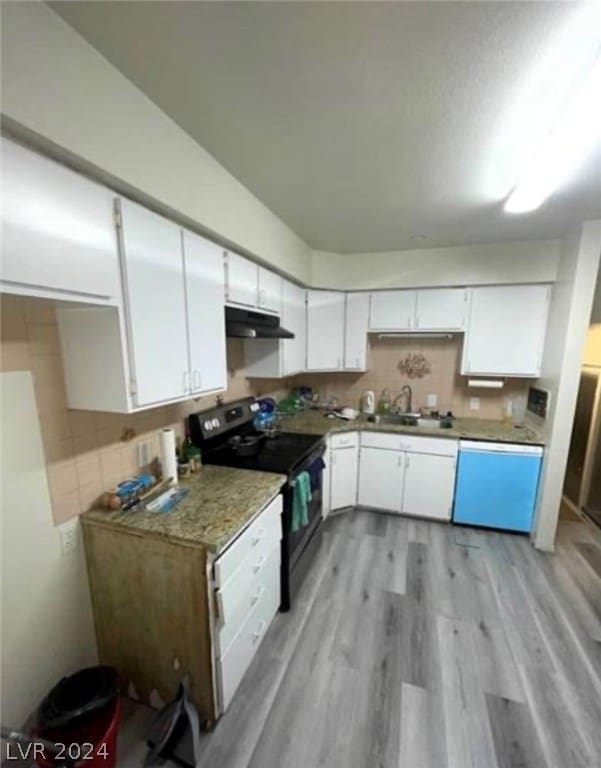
504, 48, 601, 214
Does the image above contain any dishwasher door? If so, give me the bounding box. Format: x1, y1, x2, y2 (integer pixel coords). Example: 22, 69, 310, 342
453, 441, 543, 532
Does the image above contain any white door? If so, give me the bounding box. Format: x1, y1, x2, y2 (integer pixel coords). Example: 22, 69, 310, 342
415, 289, 468, 331
306, 290, 345, 370
119, 200, 189, 406
402, 452, 456, 521
462, 285, 550, 377
225, 252, 258, 307
330, 446, 359, 511
358, 448, 404, 512
1, 137, 120, 301
281, 281, 306, 376
183, 230, 227, 395
258, 267, 282, 315
369, 290, 416, 330
344, 293, 369, 370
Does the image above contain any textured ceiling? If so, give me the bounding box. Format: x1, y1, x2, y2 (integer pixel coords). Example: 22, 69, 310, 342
49, 1, 601, 253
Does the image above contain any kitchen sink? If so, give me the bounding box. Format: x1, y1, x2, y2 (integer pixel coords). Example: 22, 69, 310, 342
378, 413, 446, 428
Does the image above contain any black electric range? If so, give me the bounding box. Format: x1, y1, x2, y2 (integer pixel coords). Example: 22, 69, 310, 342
188, 398, 326, 611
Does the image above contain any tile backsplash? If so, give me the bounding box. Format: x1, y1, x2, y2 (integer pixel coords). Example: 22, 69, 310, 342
296, 336, 528, 420
0, 296, 528, 525
0, 295, 287, 525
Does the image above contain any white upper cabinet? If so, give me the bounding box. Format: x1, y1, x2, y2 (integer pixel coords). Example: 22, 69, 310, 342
225, 252, 258, 308
1, 137, 119, 302
281, 280, 306, 375
415, 289, 468, 331
306, 290, 345, 371
258, 267, 282, 315
462, 285, 550, 377
119, 200, 190, 407
369, 290, 416, 330
183, 230, 227, 395
344, 293, 369, 371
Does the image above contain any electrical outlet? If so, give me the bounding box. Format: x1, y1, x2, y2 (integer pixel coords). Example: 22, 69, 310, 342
59, 520, 79, 555
470, 397, 480, 411
427, 394, 437, 408
137, 440, 152, 467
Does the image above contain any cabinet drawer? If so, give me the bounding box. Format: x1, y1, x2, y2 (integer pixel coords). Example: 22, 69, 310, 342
214, 495, 282, 588
401, 436, 459, 457
360, 431, 404, 451
217, 540, 280, 658
217, 547, 280, 711
330, 431, 359, 449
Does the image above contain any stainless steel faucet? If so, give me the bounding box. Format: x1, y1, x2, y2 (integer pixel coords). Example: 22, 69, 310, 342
393, 385, 413, 414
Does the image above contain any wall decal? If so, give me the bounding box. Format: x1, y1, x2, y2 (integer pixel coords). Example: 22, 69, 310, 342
397, 352, 431, 379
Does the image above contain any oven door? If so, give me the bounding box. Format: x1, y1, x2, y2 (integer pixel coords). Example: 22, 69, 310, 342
280, 441, 326, 610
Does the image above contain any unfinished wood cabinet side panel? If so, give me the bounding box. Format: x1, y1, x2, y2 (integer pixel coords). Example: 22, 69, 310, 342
82, 522, 215, 723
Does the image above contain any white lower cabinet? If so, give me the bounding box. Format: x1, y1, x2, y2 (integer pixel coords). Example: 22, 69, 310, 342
214, 495, 282, 712
401, 451, 456, 521
330, 433, 359, 511
358, 447, 404, 512
357, 433, 458, 520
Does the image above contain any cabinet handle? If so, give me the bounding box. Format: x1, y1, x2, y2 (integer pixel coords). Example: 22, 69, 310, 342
252, 555, 265, 574
215, 589, 224, 623
406, 454, 410, 469
251, 528, 264, 546
253, 620, 267, 644
251, 585, 265, 607
193, 370, 202, 392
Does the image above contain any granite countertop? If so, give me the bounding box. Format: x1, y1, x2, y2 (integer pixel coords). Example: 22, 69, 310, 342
82, 465, 285, 553
277, 410, 544, 445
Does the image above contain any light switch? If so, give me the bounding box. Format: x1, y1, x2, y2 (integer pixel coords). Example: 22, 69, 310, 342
470, 397, 480, 411
427, 394, 437, 407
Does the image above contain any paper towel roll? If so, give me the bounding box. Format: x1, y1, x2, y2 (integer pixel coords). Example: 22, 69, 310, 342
159, 428, 178, 484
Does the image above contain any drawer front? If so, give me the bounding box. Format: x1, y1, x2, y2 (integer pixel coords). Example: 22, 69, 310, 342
330, 431, 359, 449
217, 547, 280, 711
401, 436, 459, 457
217, 534, 281, 657
360, 431, 403, 451
214, 495, 282, 588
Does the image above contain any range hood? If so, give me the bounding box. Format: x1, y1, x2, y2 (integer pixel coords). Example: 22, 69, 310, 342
225, 307, 294, 339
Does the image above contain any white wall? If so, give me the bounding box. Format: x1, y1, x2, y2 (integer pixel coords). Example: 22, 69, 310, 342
1, 372, 97, 726
0, 1, 312, 283
534, 221, 601, 550
312, 240, 560, 289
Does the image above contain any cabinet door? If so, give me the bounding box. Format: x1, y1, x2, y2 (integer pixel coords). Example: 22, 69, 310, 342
358, 448, 404, 512
369, 290, 416, 330
258, 267, 282, 315
281, 281, 306, 376
330, 446, 359, 511
462, 285, 550, 377
119, 200, 189, 407
306, 290, 345, 370
1, 138, 119, 301
225, 252, 258, 307
183, 230, 227, 395
402, 452, 455, 521
415, 289, 468, 331
344, 293, 369, 370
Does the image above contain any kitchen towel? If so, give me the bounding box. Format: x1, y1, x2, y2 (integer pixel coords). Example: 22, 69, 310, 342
307, 456, 326, 493
160, 428, 178, 485
292, 471, 312, 532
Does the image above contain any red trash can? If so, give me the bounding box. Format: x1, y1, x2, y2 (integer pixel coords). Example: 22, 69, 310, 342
33, 667, 121, 768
